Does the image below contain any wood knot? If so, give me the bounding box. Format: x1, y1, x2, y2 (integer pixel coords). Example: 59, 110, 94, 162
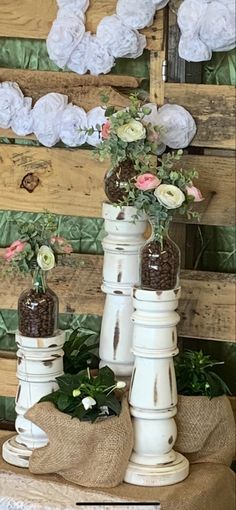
20, 172, 40, 193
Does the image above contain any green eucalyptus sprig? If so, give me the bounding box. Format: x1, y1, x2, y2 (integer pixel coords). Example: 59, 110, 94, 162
40, 366, 126, 423
175, 350, 231, 399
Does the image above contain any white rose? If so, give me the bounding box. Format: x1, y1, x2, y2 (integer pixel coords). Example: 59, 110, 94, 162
37, 246, 55, 271
154, 184, 185, 209
0, 82, 25, 128
117, 119, 146, 142
82, 396, 96, 410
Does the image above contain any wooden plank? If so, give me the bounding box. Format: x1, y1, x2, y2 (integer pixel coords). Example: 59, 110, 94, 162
0, 0, 165, 51
164, 83, 236, 150
0, 145, 234, 226
0, 357, 17, 398
0, 254, 235, 342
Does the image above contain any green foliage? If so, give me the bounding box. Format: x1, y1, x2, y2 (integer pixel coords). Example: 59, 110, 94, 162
175, 350, 231, 398
63, 328, 100, 374
40, 366, 125, 423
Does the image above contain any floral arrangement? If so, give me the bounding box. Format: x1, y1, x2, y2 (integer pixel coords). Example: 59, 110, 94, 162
3, 213, 72, 282
40, 366, 126, 422
175, 350, 231, 398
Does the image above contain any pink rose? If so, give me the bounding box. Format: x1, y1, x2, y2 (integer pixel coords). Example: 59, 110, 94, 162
186, 185, 204, 202
50, 236, 73, 254
101, 121, 111, 139
4, 240, 26, 261
135, 173, 161, 191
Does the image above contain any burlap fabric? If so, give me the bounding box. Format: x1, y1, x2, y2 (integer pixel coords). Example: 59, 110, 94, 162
175, 395, 235, 466
26, 398, 133, 488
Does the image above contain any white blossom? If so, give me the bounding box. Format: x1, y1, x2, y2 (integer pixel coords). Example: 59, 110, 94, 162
82, 396, 96, 410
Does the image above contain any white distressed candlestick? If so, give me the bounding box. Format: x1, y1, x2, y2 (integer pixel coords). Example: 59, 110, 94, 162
99, 203, 147, 378
125, 287, 189, 486
2, 330, 65, 468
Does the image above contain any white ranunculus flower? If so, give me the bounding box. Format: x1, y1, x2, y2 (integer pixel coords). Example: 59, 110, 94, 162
37, 246, 55, 271
59, 104, 88, 146
116, 0, 156, 30
0, 81, 25, 128
46, 10, 85, 68
32, 92, 68, 147
82, 396, 96, 410
117, 119, 146, 142
154, 184, 185, 209
11, 97, 33, 136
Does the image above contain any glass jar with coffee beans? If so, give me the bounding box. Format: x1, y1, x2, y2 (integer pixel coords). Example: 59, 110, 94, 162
18, 268, 59, 337
140, 217, 180, 291
104, 159, 138, 203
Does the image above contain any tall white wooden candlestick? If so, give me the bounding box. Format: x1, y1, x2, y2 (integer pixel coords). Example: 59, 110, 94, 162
124, 287, 189, 486
100, 203, 147, 377
2, 330, 65, 468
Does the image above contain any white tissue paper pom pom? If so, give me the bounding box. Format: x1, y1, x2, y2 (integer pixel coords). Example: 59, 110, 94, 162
152, 0, 170, 9
46, 10, 85, 68
199, 1, 236, 52
87, 35, 115, 75
87, 106, 106, 146
67, 32, 90, 74
179, 35, 212, 61
0, 81, 25, 128
124, 33, 147, 58
57, 0, 89, 12
33, 93, 68, 147
11, 97, 33, 136
156, 104, 197, 148
96, 15, 145, 58
142, 102, 160, 126
177, 0, 208, 37
59, 104, 88, 146
116, 0, 156, 30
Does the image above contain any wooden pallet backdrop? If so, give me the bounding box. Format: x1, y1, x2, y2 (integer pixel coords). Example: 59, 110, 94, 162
0, 1, 235, 410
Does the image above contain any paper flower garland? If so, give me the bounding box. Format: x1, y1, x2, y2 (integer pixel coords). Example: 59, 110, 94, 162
46, 0, 169, 75
0, 81, 197, 149
178, 0, 236, 62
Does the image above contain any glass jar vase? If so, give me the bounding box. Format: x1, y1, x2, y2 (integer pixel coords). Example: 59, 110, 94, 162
140, 218, 180, 291
104, 159, 138, 203
18, 269, 59, 337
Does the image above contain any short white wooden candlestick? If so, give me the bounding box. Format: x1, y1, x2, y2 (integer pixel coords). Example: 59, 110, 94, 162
124, 287, 189, 486
2, 330, 65, 468
100, 203, 147, 378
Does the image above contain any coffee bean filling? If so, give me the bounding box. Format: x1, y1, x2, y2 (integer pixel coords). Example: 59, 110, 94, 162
18, 288, 59, 337
141, 237, 180, 291
104, 160, 138, 203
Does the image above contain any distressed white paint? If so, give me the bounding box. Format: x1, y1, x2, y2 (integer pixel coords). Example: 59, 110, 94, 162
2, 331, 65, 468
125, 287, 189, 486
100, 203, 147, 377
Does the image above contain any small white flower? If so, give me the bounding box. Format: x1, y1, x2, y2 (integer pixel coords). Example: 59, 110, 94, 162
117, 119, 146, 143
154, 184, 185, 210
72, 388, 81, 397
100, 406, 109, 415
37, 246, 55, 271
82, 396, 96, 410
116, 381, 126, 389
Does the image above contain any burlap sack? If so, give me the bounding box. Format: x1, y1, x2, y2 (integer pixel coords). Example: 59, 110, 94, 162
175, 395, 235, 466
26, 397, 133, 488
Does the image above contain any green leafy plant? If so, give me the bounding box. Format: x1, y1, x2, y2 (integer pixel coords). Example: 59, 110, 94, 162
175, 350, 231, 398
63, 328, 100, 374
40, 366, 126, 423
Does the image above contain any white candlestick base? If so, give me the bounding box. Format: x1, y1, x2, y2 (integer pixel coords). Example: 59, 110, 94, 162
124, 452, 189, 487
2, 330, 65, 468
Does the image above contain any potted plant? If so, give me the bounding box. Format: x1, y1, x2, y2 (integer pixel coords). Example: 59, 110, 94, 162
2, 213, 72, 337
25, 366, 133, 488
174, 350, 235, 466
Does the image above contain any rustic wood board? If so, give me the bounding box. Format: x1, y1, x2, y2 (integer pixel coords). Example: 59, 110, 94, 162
0, 0, 165, 51
164, 83, 236, 150
0, 357, 18, 398
0, 254, 235, 342
0, 145, 234, 226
